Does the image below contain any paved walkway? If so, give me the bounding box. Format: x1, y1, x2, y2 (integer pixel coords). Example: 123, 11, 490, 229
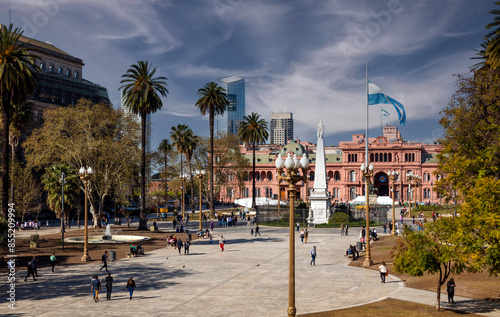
4, 224, 499, 316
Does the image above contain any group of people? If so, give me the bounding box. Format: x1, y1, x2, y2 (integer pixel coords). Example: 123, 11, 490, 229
130, 243, 145, 257
299, 229, 309, 243
250, 225, 261, 236
91, 273, 136, 301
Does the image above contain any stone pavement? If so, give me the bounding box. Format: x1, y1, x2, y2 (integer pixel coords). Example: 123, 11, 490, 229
3, 224, 499, 317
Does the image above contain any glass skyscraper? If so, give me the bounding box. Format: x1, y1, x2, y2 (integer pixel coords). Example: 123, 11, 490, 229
217, 76, 245, 136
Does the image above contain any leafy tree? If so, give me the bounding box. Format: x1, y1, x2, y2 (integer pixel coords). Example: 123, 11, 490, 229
12, 163, 42, 223
238, 112, 269, 209
184, 133, 198, 211
41, 164, 79, 232
25, 100, 140, 227
0, 24, 39, 217
391, 218, 467, 311
195, 82, 229, 217
120, 61, 168, 230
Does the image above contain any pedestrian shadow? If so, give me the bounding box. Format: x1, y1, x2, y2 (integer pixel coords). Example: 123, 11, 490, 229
444, 299, 500, 314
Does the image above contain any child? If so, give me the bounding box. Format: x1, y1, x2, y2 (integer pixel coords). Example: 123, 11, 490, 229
250, 228, 254, 236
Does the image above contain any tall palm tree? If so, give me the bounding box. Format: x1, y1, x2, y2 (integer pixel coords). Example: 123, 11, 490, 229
485, 2, 500, 69
184, 133, 198, 211
0, 24, 39, 217
170, 124, 195, 218
41, 164, 79, 232
238, 112, 269, 209
158, 139, 172, 201
472, 42, 491, 71
120, 61, 168, 230
195, 82, 229, 217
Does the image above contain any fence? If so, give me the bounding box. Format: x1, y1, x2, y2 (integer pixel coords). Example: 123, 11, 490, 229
348, 205, 388, 224
255, 206, 310, 225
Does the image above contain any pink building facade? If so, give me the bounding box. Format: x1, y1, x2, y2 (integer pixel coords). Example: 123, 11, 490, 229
219, 126, 443, 205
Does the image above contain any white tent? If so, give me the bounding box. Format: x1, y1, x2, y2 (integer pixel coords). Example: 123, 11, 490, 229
233, 197, 287, 208
349, 196, 393, 205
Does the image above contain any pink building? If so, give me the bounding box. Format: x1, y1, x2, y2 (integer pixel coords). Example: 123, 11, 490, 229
219, 126, 443, 205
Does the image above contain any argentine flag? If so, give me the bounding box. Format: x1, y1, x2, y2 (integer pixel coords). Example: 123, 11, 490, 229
368, 81, 406, 126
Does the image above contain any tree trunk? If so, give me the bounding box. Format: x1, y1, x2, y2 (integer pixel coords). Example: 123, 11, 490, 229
252, 141, 256, 209
164, 152, 168, 201
139, 112, 148, 230
436, 282, 442, 311
1, 105, 10, 218
189, 158, 194, 212
209, 112, 215, 218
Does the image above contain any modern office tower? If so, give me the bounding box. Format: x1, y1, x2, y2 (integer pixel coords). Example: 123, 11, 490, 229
216, 76, 245, 136
270, 112, 294, 145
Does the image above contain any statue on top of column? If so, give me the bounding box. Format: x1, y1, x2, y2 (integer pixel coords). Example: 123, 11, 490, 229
317, 120, 324, 139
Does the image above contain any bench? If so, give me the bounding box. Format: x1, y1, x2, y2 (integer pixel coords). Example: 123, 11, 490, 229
345, 254, 355, 261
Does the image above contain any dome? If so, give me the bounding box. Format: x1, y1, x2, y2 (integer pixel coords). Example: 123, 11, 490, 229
279, 140, 305, 157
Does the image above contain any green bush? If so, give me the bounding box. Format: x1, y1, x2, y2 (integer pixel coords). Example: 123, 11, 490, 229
329, 212, 349, 225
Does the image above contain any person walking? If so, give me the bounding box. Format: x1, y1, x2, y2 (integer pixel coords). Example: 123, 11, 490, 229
24, 259, 36, 281
379, 261, 388, 283
184, 239, 190, 255
340, 222, 345, 236
304, 229, 309, 243
345, 223, 349, 236
255, 224, 261, 236
31, 256, 39, 277
447, 278, 456, 304
296, 222, 300, 232
100, 251, 108, 271
310, 246, 317, 265
105, 272, 113, 300
91, 275, 101, 302
176, 239, 183, 255
126, 276, 136, 300
219, 235, 226, 252
49, 253, 56, 272
300, 229, 305, 243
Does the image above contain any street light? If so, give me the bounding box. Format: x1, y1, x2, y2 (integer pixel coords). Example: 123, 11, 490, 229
388, 170, 399, 236
196, 170, 205, 231
360, 162, 374, 267
61, 172, 66, 251
79, 166, 93, 262
276, 153, 309, 317
406, 171, 420, 215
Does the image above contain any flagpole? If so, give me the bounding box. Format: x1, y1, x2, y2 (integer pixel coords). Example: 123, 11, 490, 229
366, 62, 368, 166
380, 108, 383, 136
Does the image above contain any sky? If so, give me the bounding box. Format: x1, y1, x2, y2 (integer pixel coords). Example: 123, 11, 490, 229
2, 0, 493, 148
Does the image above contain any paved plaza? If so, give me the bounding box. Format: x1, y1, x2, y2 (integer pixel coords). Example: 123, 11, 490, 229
4, 220, 500, 317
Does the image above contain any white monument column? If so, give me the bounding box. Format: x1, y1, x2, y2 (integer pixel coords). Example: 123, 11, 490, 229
308, 120, 331, 224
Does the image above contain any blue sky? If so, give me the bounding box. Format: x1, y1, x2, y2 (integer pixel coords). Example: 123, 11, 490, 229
3, 0, 493, 148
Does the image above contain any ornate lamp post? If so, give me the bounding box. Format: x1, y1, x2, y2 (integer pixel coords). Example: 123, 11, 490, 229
388, 170, 398, 235
196, 170, 205, 231
360, 162, 374, 267
79, 166, 93, 262
276, 153, 309, 317
406, 171, 420, 215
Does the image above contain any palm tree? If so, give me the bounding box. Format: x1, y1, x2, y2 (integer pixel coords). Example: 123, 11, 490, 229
158, 139, 172, 201
184, 133, 198, 212
120, 61, 168, 230
485, 2, 500, 69
238, 112, 269, 209
170, 124, 195, 218
41, 164, 79, 232
471, 42, 491, 71
195, 82, 229, 217
0, 24, 39, 217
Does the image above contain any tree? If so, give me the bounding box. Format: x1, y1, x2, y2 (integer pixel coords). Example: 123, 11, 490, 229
391, 219, 467, 311
41, 164, 79, 232
195, 82, 229, 217
158, 139, 172, 200
12, 164, 42, 223
0, 24, 39, 217
25, 100, 140, 227
238, 112, 269, 209
485, 1, 500, 69
184, 133, 198, 211
120, 61, 168, 230
170, 124, 196, 216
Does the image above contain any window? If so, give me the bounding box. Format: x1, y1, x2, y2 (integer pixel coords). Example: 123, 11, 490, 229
309, 171, 315, 181
257, 188, 261, 197
328, 171, 333, 180
49, 65, 54, 72
40, 63, 45, 70
375, 153, 379, 162
74, 71, 79, 79
333, 188, 340, 198
349, 170, 356, 182
350, 187, 357, 199
334, 171, 341, 181
384, 153, 387, 162
66, 69, 71, 77
58, 67, 62, 74
388, 153, 392, 162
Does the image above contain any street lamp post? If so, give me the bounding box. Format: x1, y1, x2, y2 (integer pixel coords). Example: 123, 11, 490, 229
61, 172, 66, 251
406, 171, 421, 216
79, 166, 93, 262
360, 162, 374, 267
181, 174, 185, 221
276, 153, 309, 317
196, 170, 205, 231
388, 170, 398, 236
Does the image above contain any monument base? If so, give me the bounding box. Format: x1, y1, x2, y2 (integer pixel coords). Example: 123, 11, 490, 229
308, 191, 331, 224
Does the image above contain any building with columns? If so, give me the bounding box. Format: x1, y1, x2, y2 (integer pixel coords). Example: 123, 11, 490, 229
218, 126, 442, 205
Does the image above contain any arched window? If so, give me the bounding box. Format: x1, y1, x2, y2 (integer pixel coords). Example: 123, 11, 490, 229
327, 171, 333, 180
267, 171, 273, 181
334, 171, 341, 181
384, 153, 387, 162
349, 170, 356, 182
261, 171, 266, 181
405, 153, 408, 162
375, 153, 379, 162
248, 172, 253, 182
388, 153, 392, 162
350, 187, 357, 199
412, 153, 415, 162
309, 171, 315, 181
370, 153, 374, 161
354, 154, 358, 162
